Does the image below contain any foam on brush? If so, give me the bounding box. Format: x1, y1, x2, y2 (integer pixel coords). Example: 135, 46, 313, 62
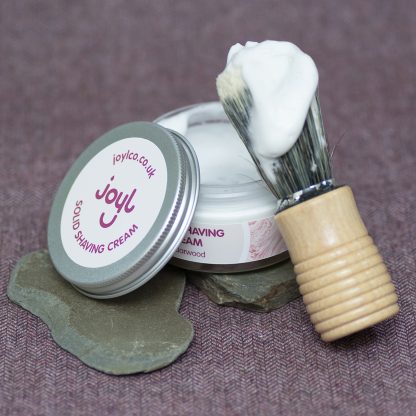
216, 45, 333, 208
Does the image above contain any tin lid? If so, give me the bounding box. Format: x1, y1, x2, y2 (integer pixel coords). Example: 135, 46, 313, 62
47, 122, 199, 299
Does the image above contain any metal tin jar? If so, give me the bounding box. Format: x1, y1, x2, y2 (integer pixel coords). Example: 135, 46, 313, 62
48, 122, 199, 298
155, 102, 288, 273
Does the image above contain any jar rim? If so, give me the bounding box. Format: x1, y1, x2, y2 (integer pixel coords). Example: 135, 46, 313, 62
153, 101, 223, 123
154, 102, 267, 190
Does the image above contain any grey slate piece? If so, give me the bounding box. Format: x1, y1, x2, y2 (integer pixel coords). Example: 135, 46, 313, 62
187, 260, 300, 312
7, 250, 193, 375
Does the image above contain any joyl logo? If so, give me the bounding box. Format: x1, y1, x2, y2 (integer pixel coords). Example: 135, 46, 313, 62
95, 176, 137, 228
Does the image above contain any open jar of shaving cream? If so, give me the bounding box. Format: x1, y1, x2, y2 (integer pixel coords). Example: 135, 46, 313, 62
155, 102, 288, 273
47, 102, 287, 299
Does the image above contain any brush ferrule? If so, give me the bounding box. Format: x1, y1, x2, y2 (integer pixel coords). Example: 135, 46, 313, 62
276, 179, 335, 212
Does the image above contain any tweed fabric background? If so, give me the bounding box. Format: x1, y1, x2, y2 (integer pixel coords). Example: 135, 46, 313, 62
1, 1, 415, 415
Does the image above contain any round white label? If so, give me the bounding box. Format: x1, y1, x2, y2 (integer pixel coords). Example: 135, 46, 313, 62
60, 137, 167, 268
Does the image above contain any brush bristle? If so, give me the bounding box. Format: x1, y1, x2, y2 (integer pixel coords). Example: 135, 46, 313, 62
217, 68, 275, 190
216, 67, 246, 100
217, 67, 333, 204
216, 68, 254, 150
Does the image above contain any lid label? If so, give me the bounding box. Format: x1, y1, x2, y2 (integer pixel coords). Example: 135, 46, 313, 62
60, 137, 167, 268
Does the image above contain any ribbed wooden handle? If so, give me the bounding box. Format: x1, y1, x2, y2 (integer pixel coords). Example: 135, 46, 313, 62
276, 186, 399, 342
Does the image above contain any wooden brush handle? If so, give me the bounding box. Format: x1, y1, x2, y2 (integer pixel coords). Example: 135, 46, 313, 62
276, 186, 399, 342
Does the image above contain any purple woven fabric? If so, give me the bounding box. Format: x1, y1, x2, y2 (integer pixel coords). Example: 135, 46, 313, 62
1, 1, 415, 414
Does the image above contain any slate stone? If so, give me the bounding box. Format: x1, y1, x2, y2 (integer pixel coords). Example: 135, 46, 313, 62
7, 250, 193, 375
187, 259, 300, 312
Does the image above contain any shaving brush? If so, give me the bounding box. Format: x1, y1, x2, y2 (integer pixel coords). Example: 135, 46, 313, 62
217, 52, 399, 342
